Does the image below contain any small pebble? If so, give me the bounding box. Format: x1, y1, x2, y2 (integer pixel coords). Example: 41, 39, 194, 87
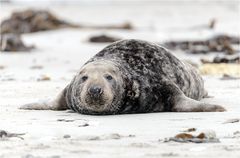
63, 134, 71, 139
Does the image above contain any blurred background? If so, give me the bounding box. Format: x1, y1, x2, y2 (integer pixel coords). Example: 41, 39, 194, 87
0, 0, 239, 81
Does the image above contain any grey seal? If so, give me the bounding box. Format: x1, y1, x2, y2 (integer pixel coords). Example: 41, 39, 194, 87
20, 39, 225, 115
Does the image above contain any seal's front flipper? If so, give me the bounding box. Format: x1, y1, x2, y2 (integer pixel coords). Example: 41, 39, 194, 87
172, 95, 226, 112
20, 89, 68, 111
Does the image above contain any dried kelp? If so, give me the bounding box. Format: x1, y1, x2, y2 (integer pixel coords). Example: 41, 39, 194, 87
1, 9, 133, 35
201, 55, 240, 64
86, 22, 133, 30
164, 131, 220, 143
89, 34, 121, 43
0, 130, 25, 140
164, 34, 240, 55
1, 9, 78, 34
0, 33, 34, 52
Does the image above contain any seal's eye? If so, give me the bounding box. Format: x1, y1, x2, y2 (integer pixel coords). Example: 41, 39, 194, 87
105, 75, 113, 81
82, 76, 88, 82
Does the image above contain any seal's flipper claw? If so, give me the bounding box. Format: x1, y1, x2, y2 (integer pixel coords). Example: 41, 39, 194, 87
172, 95, 226, 112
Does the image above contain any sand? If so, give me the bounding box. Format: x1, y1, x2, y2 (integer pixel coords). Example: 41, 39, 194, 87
0, 2, 240, 158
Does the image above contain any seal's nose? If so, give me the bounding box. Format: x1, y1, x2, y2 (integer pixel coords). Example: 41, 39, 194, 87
88, 86, 102, 95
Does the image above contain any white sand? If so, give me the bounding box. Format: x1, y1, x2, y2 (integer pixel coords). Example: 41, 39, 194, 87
0, 2, 240, 158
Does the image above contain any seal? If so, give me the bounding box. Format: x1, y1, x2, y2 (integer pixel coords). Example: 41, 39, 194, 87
20, 39, 226, 115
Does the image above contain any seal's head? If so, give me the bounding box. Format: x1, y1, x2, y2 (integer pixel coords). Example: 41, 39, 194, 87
75, 60, 125, 114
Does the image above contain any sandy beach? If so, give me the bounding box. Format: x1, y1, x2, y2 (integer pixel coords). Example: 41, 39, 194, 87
0, 1, 240, 158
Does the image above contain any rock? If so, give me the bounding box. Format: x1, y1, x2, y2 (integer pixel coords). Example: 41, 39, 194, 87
57, 119, 75, 122
63, 134, 71, 139
78, 123, 89, 127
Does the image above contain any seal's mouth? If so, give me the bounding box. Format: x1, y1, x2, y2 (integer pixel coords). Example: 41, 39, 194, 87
89, 93, 102, 99
84, 94, 107, 111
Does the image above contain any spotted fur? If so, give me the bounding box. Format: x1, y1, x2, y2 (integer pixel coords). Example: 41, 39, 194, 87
65, 39, 206, 114
21, 39, 225, 114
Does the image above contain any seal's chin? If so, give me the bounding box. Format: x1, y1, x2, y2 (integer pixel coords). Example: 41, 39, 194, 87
84, 95, 109, 112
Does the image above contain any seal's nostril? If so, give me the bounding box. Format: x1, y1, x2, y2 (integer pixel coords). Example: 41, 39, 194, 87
89, 86, 102, 95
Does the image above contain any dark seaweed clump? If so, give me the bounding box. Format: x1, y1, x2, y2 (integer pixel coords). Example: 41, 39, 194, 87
0, 33, 34, 52
201, 55, 240, 64
89, 34, 121, 43
164, 34, 240, 55
1, 9, 77, 34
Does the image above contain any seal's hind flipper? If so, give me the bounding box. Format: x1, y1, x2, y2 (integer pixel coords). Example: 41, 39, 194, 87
172, 95, 226, 112
20, 89, 68, 111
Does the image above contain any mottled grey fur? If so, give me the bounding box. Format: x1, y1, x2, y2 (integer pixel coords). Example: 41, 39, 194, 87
20, 39, 225, 115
